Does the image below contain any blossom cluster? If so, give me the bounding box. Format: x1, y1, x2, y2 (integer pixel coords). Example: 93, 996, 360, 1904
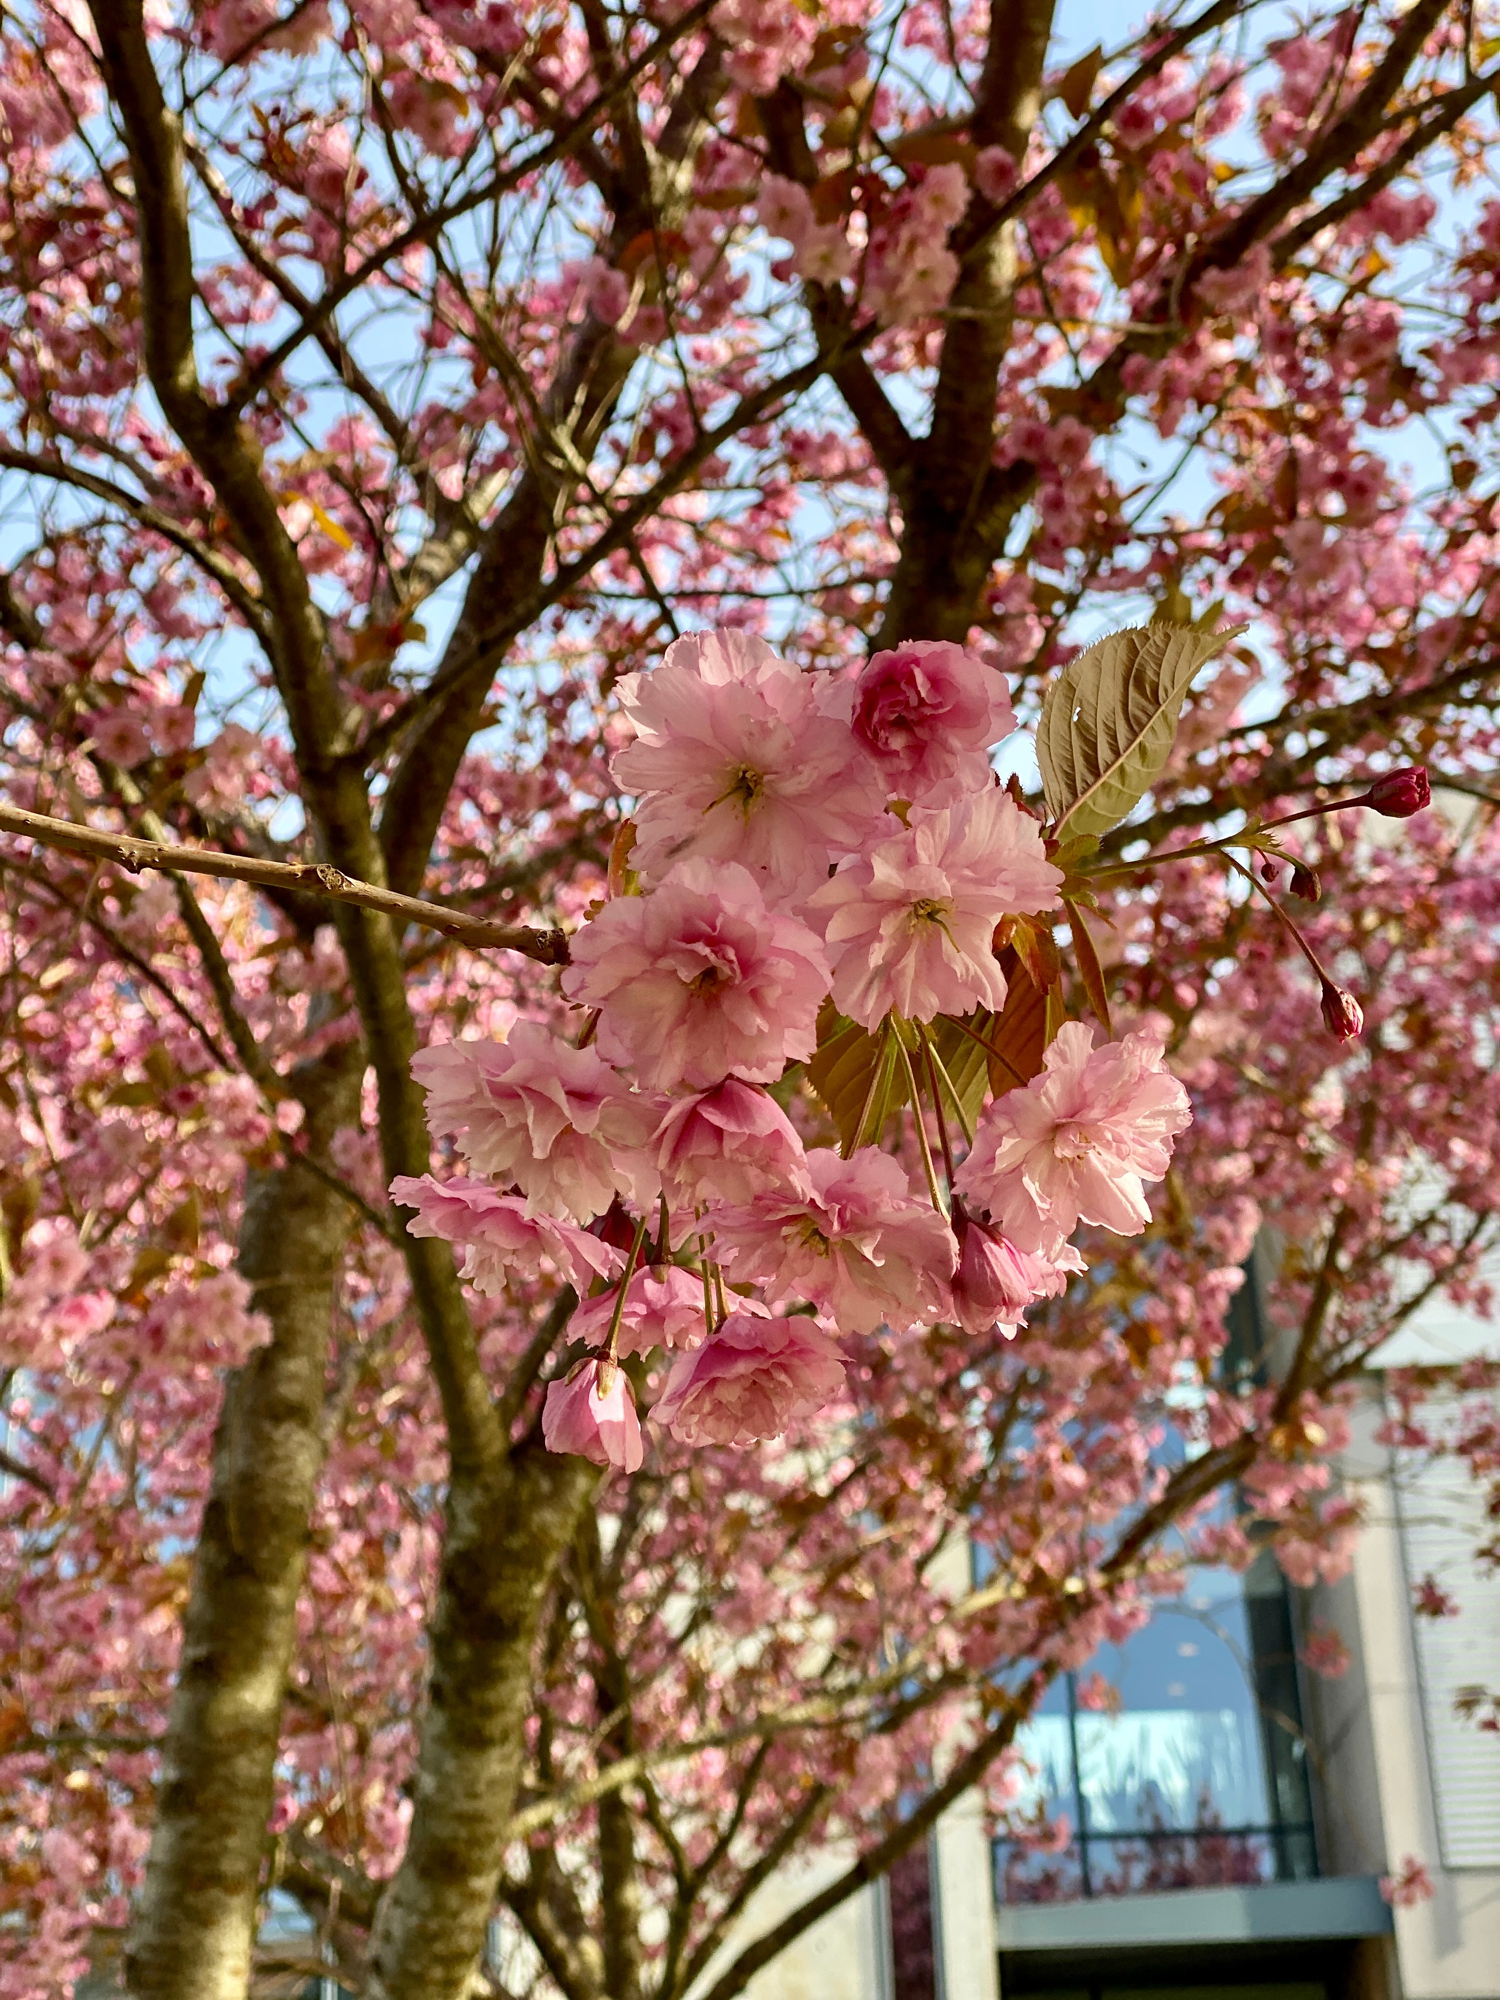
397, 630, 1193, 1472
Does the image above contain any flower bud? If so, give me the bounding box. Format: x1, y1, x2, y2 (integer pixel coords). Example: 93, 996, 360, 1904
1288, 862, 1321, 902
1319, 980, 1363, 1042
589, 1197, 640, 1256
1365, 766, 1430, 818
950, 1199, 1038, 1335
541, 1358, 644, 1472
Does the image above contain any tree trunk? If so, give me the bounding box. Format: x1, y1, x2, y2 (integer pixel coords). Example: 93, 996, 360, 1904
364, 1449, 599, 2000
875, 0, 1058, 649
125, 1055, 360, 2000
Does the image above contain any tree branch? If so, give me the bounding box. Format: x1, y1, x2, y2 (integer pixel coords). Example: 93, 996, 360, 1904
0, 800, 568, 964
225, 0, 719, 412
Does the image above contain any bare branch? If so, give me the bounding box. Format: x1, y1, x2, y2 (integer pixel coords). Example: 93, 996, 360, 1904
0, 800, 568, 964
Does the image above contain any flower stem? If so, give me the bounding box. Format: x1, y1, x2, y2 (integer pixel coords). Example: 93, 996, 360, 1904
941, 1008, 1030, 1088
697, 1232, 718, 1336
604, 1216, 651, 1363
897, 1034, 949, 1218
916, 1023, 972, 1154
1223, 852, 1334, 983
1083, 786, 1393, 882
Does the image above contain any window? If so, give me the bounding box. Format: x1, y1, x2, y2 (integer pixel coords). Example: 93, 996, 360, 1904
995, 1556, 1318, 1902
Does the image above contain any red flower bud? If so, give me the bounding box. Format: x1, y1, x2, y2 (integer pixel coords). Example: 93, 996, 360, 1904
1319, 980, 1363, 1041
1366, 766, 1430, 818
589, 1197, 640, 1255
1289, 862, 1321, 902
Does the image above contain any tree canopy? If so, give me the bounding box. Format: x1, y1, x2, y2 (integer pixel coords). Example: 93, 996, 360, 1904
0, 4, 1498, 1998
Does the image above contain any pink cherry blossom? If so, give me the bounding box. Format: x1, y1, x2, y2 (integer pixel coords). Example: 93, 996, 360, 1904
5, 6, 1494, 1972
561, 860, 830, 1091
149, 1271, 270, 1368
1299, 1626, 1351, 1678
654, 1078, 810, 1208
974, 144, 1017, 203
714, 0, 816, 94
146, 703, 197, 755
1195, 243, 1272, 317
611, 629, 885, 895
867, 235, 959, 326
805, 786, 1062, 1029
650, 1311, 846, 1446
390, 1175, 619, 1293
410, 1023, 660, 1222
182, 723, 259, 810
89, 706, 151, 767
567, 255, 629, 326
759, 175, 813, 243
570, 1264, 707, 1358
851, 640, 1016, 801
795, 223, 856, 285
862, 165, 971, 325
0, 1220, 114, 1368
917, 163, 970, 233
542, 1359, 644, 1472
1380, 1857, 1435, 1908
710, 1147, 956, 1335
955, 1023, 1192, 1256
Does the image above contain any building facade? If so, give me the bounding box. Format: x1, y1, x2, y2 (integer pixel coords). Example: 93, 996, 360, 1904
718, 1261, 1500, 2000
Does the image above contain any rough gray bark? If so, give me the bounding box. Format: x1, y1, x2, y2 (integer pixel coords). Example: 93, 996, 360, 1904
364, 1450, 600, 1998
124, 1053, 360, 2000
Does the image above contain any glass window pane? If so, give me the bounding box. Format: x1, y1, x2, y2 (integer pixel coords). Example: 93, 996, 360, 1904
1074, 1573, 1274, 1837
996, 1838, 1086, 1904
1009, 1713, 1076, 1824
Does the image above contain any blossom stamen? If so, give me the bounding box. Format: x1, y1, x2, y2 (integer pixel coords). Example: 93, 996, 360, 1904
711, 763, 766, 815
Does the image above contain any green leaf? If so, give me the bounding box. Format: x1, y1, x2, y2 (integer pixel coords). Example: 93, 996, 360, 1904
1048, 832, 1101, 876
1037, 621, 1246, 844
928, 1009, 997, 1136
807, 1008, 908, 1155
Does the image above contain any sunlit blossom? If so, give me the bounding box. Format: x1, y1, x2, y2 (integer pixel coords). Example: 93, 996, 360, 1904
955, 1024, 1191, 1257
651, 1311, 846, 1446
611, 630, 885, 895
562, 860, 829, 1091
805, 786, 1062, 1029
710, 1146, 956, 1335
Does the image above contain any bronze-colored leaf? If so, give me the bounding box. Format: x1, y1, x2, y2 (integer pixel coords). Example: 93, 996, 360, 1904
1045, 982, 1069, 1048
607, 819, 638, 898
888, 130, 979, 170
1058, 43, 1103, 118
1063, 895, 1112, 1037
981, 951, 1050, 1095
1001, 913, 1062, 998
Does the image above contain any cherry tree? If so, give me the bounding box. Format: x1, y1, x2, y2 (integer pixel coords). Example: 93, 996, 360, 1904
0, 3, 1498, 1999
